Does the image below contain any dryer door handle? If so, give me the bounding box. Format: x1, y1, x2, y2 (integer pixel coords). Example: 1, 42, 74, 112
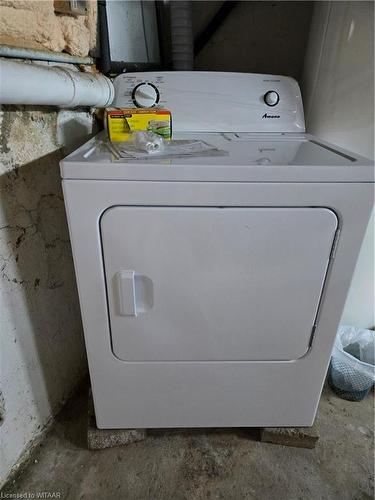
114, 270, 154, 317
116, 270, 137, 316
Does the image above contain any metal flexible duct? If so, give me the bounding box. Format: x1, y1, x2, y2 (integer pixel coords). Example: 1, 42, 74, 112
170, 1, 193, 71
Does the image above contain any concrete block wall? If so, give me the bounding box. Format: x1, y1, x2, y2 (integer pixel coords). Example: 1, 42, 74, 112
0, 0, 98, 486
193, 1, 313, 81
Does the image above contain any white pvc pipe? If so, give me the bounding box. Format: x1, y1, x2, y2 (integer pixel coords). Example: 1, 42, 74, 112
0, 59, 114, 107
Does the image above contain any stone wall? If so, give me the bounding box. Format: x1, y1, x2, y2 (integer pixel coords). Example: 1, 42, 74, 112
0, 0, 97, 56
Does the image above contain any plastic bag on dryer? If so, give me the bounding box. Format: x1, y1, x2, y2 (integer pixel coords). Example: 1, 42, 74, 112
107, 132, 228, 160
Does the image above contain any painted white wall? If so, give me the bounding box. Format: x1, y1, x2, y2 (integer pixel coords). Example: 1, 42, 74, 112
302, 1, 374, 329
0, 104, 93, 486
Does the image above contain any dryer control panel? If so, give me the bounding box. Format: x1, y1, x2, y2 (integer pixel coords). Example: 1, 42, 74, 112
112, 72, 305, 133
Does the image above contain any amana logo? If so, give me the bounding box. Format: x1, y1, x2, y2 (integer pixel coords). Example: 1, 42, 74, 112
262, 113, 280, 119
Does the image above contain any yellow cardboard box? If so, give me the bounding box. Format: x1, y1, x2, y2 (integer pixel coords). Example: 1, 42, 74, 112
105, 108, 172, 142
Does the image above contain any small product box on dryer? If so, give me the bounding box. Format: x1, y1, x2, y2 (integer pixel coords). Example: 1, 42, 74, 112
105, 108, 172, 142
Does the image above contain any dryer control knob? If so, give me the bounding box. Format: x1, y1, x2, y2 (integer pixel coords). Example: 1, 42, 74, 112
264, 91, 280, 107
132, 83, 159, 108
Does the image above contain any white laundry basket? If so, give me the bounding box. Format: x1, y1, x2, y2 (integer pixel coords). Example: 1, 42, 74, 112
328, 325, 375, 401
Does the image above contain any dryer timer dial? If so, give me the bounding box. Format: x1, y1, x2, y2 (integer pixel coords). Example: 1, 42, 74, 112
264, 91, 280, 107
132, 83, 159, 108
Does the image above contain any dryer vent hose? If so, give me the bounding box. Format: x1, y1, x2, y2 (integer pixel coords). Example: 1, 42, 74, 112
170, 1, 194, 71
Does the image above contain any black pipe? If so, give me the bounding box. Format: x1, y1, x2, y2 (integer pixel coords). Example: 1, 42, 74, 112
194, 1, 239, 57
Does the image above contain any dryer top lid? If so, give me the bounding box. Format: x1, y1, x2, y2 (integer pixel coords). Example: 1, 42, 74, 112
60, 131, 374, 183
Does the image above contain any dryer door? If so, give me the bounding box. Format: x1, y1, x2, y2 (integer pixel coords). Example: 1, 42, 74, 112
100, 207, 337, 361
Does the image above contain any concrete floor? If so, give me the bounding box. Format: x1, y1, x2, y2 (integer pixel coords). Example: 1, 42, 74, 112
2, 384, 374, 500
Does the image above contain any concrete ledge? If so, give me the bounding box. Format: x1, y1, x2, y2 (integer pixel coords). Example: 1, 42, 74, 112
260, 425, 319, 449
87, 392, 147, 450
